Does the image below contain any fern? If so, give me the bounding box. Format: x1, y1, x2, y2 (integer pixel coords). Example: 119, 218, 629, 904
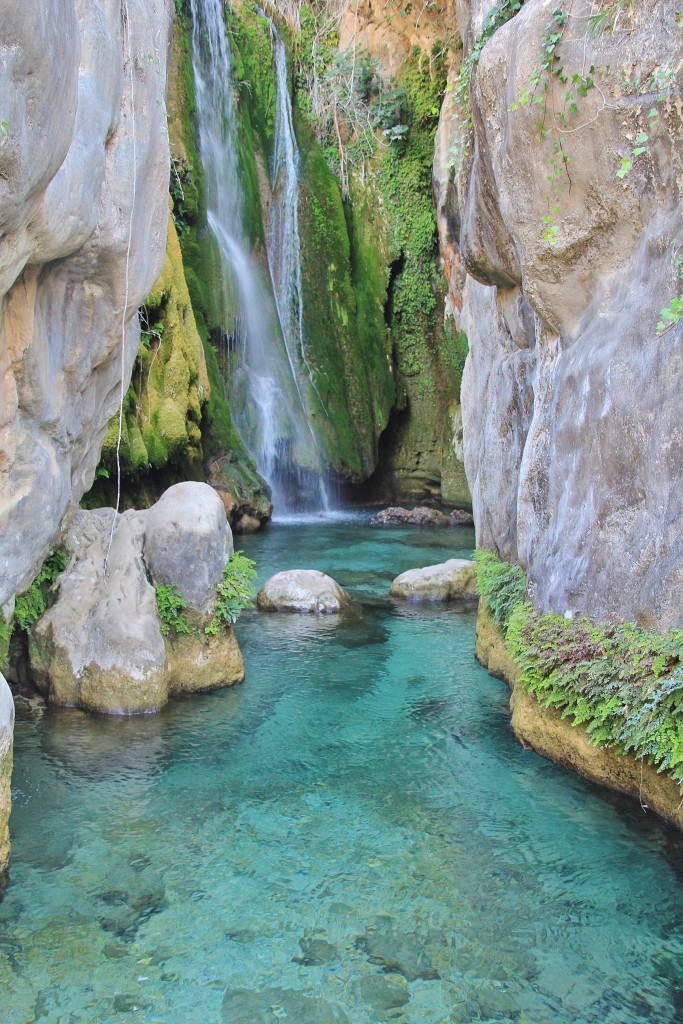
204, 552, 257, 635
474, 549, 527, 633
14, 550, 68, 632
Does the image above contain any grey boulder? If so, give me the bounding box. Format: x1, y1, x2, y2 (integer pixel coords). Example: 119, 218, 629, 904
390, 559, 478, 602
257, 570, 351, 614
143, 482, 233, 615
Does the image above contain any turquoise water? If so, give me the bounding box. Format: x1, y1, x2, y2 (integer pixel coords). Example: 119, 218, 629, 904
3, 515, 683, 1023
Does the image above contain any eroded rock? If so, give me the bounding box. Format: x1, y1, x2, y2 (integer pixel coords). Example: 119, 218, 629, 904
30, 484, 244, 714
370, 506, 473, 527
221, 988, 351, 1024
30, 510, 169, 715
0, 674, 14, 875
143, 482, 233, 615
457, 1, 683, 629
390, 559, 477, 602
0, 0, 172, 608
257, 571, 351, 614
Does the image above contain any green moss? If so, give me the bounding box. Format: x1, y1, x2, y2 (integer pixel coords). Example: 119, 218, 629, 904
295, 111, 395, 480
0, 618, 11, 673
200, 336, 246, 457
229, 0, 277, 163
95, 216, 209, 486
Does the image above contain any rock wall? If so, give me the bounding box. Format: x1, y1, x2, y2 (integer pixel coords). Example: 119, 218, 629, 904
0, 0, 173, 608
0, 674, 13, 875
456, 0, 683, 628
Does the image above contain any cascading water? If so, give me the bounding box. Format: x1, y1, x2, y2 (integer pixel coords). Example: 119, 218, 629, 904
189, 0, 329, 514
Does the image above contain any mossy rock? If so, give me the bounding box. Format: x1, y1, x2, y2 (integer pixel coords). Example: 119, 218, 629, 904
296, 115, 395, 481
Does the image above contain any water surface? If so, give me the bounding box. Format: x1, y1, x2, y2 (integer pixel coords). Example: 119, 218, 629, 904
3, 515, 683, 1023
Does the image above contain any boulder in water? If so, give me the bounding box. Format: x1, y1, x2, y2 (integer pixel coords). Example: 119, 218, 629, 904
257, 570, 351, 614
390, 559, 478, 602
370, 506, 473, 527
143, 482, 233, 616
30, 483, 244, 714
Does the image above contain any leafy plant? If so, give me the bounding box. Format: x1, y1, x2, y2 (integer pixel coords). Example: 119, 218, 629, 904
14, 550, 68, 632
155, 583, 192, 637
478, 550, 683, 785
474, 548, 526, 633
205, 551, 257, 634
507, 603, 683, 783
588, 0, 635, 36
656, 247, 683, 334
450, 0, 528, 171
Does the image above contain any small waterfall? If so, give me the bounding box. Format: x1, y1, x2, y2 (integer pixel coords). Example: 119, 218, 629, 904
189, 0, 329, 514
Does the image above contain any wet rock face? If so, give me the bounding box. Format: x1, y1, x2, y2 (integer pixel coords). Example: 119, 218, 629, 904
0, 674, 14, 875
0, 0, 172, 608
458, 0, 683, 628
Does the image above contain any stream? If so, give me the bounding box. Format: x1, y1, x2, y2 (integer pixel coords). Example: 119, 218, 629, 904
3, 514, 683, 1023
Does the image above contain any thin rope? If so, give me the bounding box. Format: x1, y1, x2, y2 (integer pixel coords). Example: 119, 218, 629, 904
104, 0, 137, 576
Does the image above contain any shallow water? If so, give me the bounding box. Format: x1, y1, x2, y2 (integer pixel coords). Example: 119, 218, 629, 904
3, 515, 683, 1023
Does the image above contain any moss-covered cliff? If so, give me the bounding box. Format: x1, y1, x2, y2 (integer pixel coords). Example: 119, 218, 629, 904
91, 0, 471, 510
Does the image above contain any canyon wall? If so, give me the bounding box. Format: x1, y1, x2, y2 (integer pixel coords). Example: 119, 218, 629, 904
455, 0, 683, 629
0, 0, 173, 609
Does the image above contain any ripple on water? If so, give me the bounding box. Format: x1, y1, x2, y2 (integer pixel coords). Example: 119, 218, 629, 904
3, 520, 683, 1023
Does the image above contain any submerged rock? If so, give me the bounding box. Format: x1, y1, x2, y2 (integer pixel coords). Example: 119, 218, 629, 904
293, 936, 339, 966
257, 571, 351, 614
358, 973, 410, 1014
390, 559, 478, 602
370, 506, 473, 527
0, 674, 14, 875
30, 484, 244, 715
356, 923, 440, 981
221, 988, 351, 1024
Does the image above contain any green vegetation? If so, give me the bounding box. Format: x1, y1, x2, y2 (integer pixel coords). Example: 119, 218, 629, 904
155, 583, 192, 638
657, 248, 683, 335
99, 216, 209, 481
1, 550, 68, 667
477, 550, 683, 785
14, 551, 68, 633
379, 47, 446, 374
228, 1, 277, 161
473, 549, 526, 634
451, 0, 527, 170
296, 117, 394, 478
205, 552, 257, 633
156, 552, 257, 639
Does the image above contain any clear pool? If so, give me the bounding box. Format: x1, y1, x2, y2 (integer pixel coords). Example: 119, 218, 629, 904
3, 514, 683, 1023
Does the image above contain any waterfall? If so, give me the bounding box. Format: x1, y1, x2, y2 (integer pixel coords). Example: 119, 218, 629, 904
189, 0, 329, 514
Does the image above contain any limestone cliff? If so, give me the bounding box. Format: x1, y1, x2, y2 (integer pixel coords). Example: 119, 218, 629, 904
455, 0, 683, 628
0, 0, 173, 608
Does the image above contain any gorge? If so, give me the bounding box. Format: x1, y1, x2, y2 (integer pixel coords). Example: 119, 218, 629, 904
1, 0, 683, 1018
